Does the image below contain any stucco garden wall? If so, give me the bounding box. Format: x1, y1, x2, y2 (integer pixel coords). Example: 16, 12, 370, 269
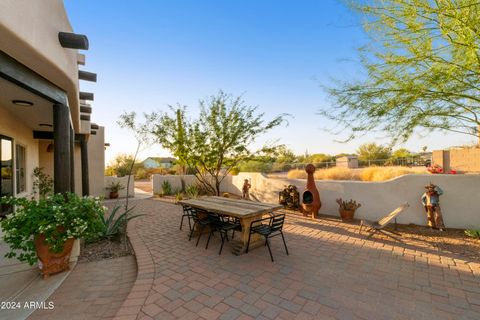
152, 175, 196, 194
104, 176, 134, 199
152, 172, 480, 229
152, 175, 233, 195
229, 173, 480, 229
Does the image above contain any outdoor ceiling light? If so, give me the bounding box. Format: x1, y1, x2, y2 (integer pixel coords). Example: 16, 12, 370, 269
39, 123, 53, 128
12, 100, 34, 106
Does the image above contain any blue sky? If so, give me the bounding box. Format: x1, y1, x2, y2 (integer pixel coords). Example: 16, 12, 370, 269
64, 0, 476, 164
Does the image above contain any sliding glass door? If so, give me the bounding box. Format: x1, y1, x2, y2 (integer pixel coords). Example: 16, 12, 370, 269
1, 135, 13, 217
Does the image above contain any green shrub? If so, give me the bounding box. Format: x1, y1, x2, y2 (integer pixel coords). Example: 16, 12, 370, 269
185, 184, 199, 198
32, 167, 53, 199
175, 191, 184, 202
135, 168, 148, 180
465, 230, 480, 239
161, 180, 173, 195
0, 193, 105, 265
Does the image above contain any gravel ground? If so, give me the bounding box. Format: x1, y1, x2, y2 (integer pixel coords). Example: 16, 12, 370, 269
79, 237, 132, 263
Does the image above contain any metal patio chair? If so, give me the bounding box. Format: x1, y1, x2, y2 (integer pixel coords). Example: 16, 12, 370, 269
206, 214, 241, 254
180, 205, 193, 231
246, 213, 289, 262
188, 208, 216, 247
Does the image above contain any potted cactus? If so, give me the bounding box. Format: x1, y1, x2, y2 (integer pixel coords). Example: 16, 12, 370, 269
336, 198, 361, 221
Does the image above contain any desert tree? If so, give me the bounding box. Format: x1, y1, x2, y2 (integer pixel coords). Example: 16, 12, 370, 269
145, 91, 288, 195
322, 0, 480, 143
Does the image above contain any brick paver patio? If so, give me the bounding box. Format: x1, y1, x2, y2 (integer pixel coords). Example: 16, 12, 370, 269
29, 256, 136, 320
112, 198, 480, 320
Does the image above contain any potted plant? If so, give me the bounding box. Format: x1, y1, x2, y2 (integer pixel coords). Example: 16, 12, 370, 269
0, 193, 104, 278
336, 198, 361, 221
106, 181, 125, 199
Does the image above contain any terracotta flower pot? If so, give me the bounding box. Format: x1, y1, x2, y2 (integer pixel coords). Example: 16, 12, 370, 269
339, 208, 355, 221
34, 234, 74, 279
109, 191, 119, 199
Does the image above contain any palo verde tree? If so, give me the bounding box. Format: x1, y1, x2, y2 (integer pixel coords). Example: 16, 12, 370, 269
322, 0, 480, 143
146, 91, 287, 195
356, 142, 392, 161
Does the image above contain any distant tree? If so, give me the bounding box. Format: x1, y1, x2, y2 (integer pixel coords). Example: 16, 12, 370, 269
274, 145, 296, 163
105, 154, 135, 177
335, 153, 356, 158
304, 153, 335, 165
322, 0, 480, 143
238, 160, 273, 173
146, 91, 287, 195
390, 148, 414, 160
387, 148, 415, 165
422, 146, 428, 153
357, 143, 392, 161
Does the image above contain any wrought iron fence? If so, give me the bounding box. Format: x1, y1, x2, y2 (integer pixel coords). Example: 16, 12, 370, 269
258, 155, 431, 174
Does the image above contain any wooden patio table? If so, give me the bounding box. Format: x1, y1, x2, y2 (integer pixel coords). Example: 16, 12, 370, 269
179, 196, 283, 255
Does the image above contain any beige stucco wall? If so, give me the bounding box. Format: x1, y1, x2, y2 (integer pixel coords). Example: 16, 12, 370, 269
0, 0, 81, 130
152, 174, 232, 195
152, 172, 480, 229
39, 129, 105, 197
433, 149, 480, 173
152, 175, 197, 194
0, 106, 39, 197
71, 128, 106, 197
104, 176, 134, 199
229, 173, 480, 229
38, 141, 54, 179
89, 127, 105, 197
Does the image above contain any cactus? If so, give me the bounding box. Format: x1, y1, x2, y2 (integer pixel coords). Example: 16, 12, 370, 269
336, 198, 361, 211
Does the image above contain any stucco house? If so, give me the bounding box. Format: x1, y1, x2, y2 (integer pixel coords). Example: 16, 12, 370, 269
0, 1, 105, 216
142, 157, 176, 169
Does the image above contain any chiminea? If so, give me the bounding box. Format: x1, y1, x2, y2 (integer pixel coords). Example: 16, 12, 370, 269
301, 164, 321, 218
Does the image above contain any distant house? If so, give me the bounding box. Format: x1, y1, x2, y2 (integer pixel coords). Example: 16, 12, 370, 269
142, 157, 176, 169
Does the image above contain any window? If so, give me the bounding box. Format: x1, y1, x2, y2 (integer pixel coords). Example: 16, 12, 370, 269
16, 144, 26, 194
1, 135, 13, 216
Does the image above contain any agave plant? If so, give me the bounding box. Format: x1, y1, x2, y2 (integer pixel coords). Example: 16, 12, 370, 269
185, 184, 199, 198
97, 205, 143, 240
161, 180, 172, 196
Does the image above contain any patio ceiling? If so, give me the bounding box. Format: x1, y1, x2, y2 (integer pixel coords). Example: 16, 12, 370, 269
0, 77, 54, 132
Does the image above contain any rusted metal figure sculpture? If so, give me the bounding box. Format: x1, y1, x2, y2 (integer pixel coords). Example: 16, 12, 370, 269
301, 164, 321, 218
242, 179, 251, 200
421, 183, 445, 231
